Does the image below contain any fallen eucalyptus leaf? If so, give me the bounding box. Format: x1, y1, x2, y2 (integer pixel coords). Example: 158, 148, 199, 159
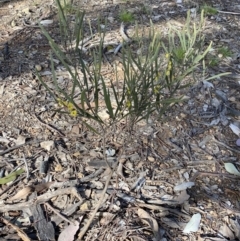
105, 148, 116, 157
138, 208, 161, 240
229, 218, 240, 239
224, 163, 240, 176
219, 223, 235, 240
236, 139, 240, 146
229, 123, 240, 136
58, 221, 80, 241
183, 213, 201, 233
202, 80, 214, 89
15, 135, 27, 145
0, 169, 24, 185
9, 186, 33, 201
174, 182, 195, 191
40, 19, 53, 26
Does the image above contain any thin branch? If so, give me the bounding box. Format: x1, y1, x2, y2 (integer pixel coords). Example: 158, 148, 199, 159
45, 202, 76, 226
78, 168, 113, 240
0, 187, 82, 212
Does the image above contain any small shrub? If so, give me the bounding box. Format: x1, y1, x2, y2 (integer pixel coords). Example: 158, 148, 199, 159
37, 2, 229, 133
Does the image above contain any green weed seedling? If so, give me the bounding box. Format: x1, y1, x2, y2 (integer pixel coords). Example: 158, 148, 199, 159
217, 47, 232, 58
119, 10, 135, 23
208, 57, 219, 67
206, 46, 232, 67
201, 4, 218, 15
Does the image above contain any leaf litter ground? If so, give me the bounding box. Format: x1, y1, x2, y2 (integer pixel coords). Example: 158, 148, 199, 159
1, 0, 240, 240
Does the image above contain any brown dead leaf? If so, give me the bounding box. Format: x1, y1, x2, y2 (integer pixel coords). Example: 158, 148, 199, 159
9, 186, 33, 201
8, 210, 22, 217
128, 236, 147, 241
71, 125, 80, 135
173, 190, 190, 204
99, 212, 115, 225
219, 223, 235, 240
55, 163, 63, 172
80, 201, 91, 211
161, 217, 185, 229
15, 135, 27, 145
229, 218, 240, 239
138, 208, 161, 240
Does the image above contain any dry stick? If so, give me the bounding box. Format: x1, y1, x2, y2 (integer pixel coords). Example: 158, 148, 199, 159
0, 216, 31, 241
49, 167, 105, 189
218, 10, 240, 15
45, 202, 76, 226
0, 187, 82, 212
22, 153, 29, 179
34, 113, 65, 137
78, 168, 113, 240
78, 123, 126, 239
189, 171, 240, 182
0, 176, 26, 197
0, 140, 41, 156
212, 137, 240, 154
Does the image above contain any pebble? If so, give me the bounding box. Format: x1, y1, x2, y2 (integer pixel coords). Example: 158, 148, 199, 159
236, 139, 240, 146
35, 64, 42, 71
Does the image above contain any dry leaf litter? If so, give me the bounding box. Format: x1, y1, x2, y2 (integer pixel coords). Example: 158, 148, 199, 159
0, 0, 240, 240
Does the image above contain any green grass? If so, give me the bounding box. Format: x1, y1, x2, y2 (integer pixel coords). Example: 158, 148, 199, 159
119, 11, 135, 23
140, 5, 152, 15
217, 47, 232, 58
201, 4, 218, 15
208, 57, 219, 67
205, 46, 232, 67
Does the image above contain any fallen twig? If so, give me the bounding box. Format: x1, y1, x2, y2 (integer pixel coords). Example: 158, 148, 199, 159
0, 216, 31, 241
0, 187, 82, 212
45, 202, 76, 225
49, 167, 105, 188
0, 140, 41, 156
78, 168, 113, 240
34, 113, 65, 137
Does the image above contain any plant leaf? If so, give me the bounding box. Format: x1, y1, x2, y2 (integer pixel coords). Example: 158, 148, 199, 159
183, 213, 201, 233
9, 186, 33, 201
138, 208, 161, 240
174, 182, 195, 191
58, 221, 80, 241
0, 169, 24, 185
224, 163, 240, 176
229, 123, 240, 136
101, 77, 114, 119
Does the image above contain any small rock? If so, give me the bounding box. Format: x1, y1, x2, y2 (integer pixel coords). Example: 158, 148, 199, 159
107, 16, 114, 23
40, 140, 55, 151
35, 64, 42, 71
147, 156, 155, 162
80, 202, 90, 211
78, 172, 84, 178
11, 20, 16, 27
236, 139, 240, 146
55, 164, 63, 172
40, 19, 53, 26
22, 7, 30, 14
